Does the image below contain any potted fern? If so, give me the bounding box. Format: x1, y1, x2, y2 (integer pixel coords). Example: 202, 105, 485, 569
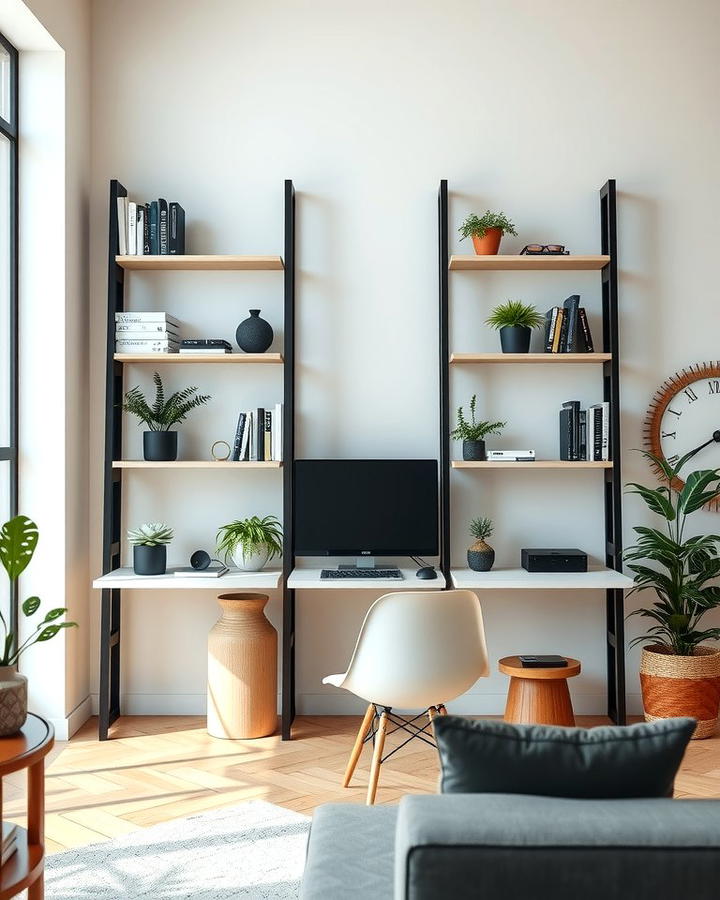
216, 515, 283, 571
468, 517, 495, 571
122, 372, 211, 461
486, 300, 544, 353
450, 395, 505, 461
626, 451, 720, 739
127, 523, 174, 575
459, 211, 517, 256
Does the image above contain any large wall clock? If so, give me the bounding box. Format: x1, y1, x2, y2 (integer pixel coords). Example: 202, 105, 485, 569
644, 361, 720, 511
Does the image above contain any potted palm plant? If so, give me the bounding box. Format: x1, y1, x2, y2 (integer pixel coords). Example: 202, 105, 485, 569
458, 211, 517, 256
127, 523, 174, 575
216, 515, 283, 571
468, 517, 495, 571
0, 515, 78, 735
626, 450, 720, 739
450, 395, 505, 461
122, 372, 211, 461
486, 300, 545, 353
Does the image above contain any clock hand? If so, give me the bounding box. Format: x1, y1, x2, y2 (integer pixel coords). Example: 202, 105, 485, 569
683, 430, 720, 461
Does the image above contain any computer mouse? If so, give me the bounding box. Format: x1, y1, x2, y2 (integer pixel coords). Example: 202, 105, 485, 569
416, 566, 437, 580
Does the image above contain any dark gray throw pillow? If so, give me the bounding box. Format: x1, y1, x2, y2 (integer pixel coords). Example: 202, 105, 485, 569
433, 716, 695, 799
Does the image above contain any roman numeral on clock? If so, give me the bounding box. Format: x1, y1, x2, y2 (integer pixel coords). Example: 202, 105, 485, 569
661, 431, 676, 439
684, 387, 698, 403
666, 454, 679, 465
709, 380, 720, 395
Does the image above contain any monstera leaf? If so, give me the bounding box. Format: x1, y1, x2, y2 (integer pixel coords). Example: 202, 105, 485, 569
0, 515, 39, 580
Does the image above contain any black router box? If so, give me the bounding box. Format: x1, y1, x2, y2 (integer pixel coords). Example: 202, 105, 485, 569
521, 548, 587, 573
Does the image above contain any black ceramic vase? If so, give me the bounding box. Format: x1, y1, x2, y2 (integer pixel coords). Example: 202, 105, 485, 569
467, 541, 495, 572
499, 325, 531, 353
236, 309, 273, 353
133, 544, 167, 576
143, 431, 178, 461
463, 439, 486, 461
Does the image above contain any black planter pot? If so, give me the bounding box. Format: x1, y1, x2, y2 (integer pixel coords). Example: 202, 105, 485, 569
133, 544, 167, 576
236, 309, 274, 353
463, 439, 486, 461
499, 325, 531, 353
143, 431, 178, 461
467, 544, 495, 572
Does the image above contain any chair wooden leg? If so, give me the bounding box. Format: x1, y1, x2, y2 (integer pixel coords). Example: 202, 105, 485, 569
343, 703, 376, 788
427, 706, 437, 724
367, 709, 389, 806
437, 704, 448, 715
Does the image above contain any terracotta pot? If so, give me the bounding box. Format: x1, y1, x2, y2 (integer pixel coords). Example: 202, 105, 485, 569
639, 645, 720, 739
472, 228, 503, 255
207, 593, 277, 739
0, 666, 28, 736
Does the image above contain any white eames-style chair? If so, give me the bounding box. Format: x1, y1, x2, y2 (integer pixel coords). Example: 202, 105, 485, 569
323, 590, 489, 804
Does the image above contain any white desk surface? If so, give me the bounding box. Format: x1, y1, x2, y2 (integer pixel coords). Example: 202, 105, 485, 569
451, 566, 633, 590
287, 567, 446, 590
92, 567, 282, 590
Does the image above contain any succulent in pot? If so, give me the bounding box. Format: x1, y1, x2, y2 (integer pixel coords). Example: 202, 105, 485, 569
127, 523, 174, 575
0, 515, 78, 736
458, 211, 517, 256
468, 517, 495, 572
486, 300, 545, 354
122, 371, 211, 461
450, 395, 505, 461
216, 516, 283, 571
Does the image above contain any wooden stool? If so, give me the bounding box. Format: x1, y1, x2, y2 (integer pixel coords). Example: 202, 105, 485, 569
499, 656, 581, 726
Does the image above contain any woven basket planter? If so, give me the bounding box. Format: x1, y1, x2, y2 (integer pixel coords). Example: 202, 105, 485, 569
640, 645, 720, 739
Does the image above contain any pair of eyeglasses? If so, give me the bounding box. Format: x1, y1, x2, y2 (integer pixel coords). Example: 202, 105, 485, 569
520, 244, 569, 255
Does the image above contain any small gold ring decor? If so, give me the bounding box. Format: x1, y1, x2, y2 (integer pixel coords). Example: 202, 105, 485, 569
211, 440, 231, 461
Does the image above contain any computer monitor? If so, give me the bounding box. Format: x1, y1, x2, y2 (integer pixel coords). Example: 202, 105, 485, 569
293, 459, 438, 560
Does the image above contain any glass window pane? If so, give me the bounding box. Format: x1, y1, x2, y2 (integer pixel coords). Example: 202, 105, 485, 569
0, 44, 9, 122
0, 133, 9, 446
0, 462, 9, 630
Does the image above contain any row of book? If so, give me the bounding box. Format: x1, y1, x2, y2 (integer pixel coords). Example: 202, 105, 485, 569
115, 312, 180, 354
2, 821, 17, 865
559, 400, 610, 461
232, 406, 283, 461
116, 197, 185, 256
544, 295, 595, 353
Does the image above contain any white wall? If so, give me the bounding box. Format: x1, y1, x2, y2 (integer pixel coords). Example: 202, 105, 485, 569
88, 0, 720, 718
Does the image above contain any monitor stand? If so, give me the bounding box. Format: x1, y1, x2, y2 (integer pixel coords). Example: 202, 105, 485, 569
338, 558, 400, 572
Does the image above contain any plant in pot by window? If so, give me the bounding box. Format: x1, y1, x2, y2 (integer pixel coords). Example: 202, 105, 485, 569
216, 516, 283, 572
127, 523, 174, 576
450, 395, 505, 461
0, 515, 78, 736
122, 372, 211, 461
625, 450, 720, 739
458, 211, 517, 256
468, 517, 495, 572
485, 300, 545, 354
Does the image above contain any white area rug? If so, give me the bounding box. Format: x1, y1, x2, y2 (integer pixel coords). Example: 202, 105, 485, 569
42, 800, 310, 899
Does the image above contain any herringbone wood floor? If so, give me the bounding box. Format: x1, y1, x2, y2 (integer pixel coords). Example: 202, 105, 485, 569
3, 715, 719, 854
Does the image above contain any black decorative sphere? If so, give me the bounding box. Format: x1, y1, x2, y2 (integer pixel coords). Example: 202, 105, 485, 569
236, 309, 273, 353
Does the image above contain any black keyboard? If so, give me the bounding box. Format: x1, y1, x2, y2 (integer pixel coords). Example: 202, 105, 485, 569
320, 569, 404, 579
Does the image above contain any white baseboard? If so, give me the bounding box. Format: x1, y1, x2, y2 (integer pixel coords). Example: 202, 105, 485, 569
45, 695, 92, 740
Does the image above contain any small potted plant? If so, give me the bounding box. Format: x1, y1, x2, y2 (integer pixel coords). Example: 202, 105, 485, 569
122, 372, 211, 461
468, 517, 495, 571
459, 211, 517, 256
127, 523, 174, 575
216, 515, 283, 571
626, 451, 720, 739
486, 300, 545, 353
450, 395, 505, 461
0, 515, 78, 735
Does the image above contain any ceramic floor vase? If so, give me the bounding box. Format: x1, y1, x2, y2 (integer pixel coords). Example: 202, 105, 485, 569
0, 666, 28, 736
236, 309, 273, 353
207, 592, 278, 739
143, 431, 178, 461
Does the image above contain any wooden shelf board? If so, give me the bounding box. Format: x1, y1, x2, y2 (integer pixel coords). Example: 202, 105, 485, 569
451, 566, 633, 590
115, 254, 284, 271
452, 460, 613, 469
112, 460, 282, 469
93, 566, 282, 590
115, 353, 283, 364
450, 352, 611, 365
288, 567, 446, 590
449, 254, 610, 271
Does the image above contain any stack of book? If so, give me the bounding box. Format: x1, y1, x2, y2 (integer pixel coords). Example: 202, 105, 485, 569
544, 295, 594, 353
2, 821, 17, 865
559, 399, 610, 461
115, 312, 181, 354
116, 196, 185, 256
179, 339, 233, 355
231, 405, 283, 461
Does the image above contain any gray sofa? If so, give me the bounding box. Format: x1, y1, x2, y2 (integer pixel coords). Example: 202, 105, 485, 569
301, 794, 720, 899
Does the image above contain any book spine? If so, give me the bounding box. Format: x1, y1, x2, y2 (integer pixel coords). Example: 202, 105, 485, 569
115, 312, 181, 326
116, 322, 179, 334
143, 203, 151, 254
231, 412, 246, 461
563, 295, 580, 352
559, 409, 573, 460
256, 408, 265, 462
248, 412, 256, 461
169, 203, 185, 254
127, 202, 137, 256
543, 308, 554, 352
558, 308, 570, 353
158, 199, 168, 254
240, 411, 251, 460
136, 206, 144, 255
116, 197, 128, 255
601, 402, 610, 460
551, 308, 564, 353
264, 410, 272, 460
115, 340, 179, 350
579, 409, 587, 460
149, 201, 159, 254
274, 402, 283, 461
589, 406, 603, 460
578, 307, 594, 353
562, 401, 581, 460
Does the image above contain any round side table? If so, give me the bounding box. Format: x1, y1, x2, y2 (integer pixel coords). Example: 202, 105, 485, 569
499, 656, 581, 727
0, 713, 54, 900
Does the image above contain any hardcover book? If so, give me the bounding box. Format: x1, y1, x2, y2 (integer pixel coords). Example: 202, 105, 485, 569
562, 294, 581, 352
169, 202, 185, 254
578, 307, 594, 352
158, 198, 169, 254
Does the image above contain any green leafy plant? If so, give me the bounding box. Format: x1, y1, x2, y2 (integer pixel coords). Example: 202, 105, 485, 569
625, 450, 720, 655
122, 372, 211, 432
485, 300, 544, 330
470, 517, 494, 541
127, 523, 174, 547
216, 516, 283, 562
0, 515, 78, 666
450, 395, 506, 442
458, 211, 518, 241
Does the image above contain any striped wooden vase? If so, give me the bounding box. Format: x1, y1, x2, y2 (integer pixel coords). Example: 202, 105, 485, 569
640, 645, 720, 740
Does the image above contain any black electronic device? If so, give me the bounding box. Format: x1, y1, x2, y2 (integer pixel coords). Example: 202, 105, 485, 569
521, 548, 587, 573
416, 566, 437, 580
519, 655, 568, 668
